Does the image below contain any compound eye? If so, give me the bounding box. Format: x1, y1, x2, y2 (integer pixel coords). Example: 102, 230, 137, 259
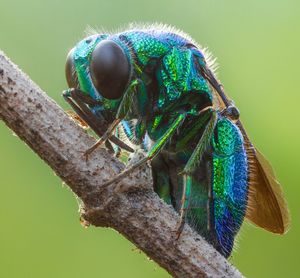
90, 40, 130, 99
65, 48, 79, 88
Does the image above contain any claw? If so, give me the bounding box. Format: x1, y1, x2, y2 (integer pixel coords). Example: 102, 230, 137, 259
175, 219, 185, 240
83, 151, 89, 162
78, 150, 90, 162
83, 118, 122, 159
85, 137, 106, 158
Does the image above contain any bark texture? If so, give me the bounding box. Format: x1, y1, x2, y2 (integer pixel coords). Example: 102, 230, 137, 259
0, 51, 244, 278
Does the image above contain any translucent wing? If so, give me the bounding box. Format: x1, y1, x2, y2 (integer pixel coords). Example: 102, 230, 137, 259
203, 65, 290, 234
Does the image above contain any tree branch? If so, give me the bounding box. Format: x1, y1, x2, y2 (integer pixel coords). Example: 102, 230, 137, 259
0, 51, 244, 278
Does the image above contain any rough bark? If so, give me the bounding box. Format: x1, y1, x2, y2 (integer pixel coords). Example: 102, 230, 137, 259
0, 51, 244, 278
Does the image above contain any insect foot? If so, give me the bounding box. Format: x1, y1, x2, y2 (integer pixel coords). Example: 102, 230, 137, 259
174, 216, 186, 241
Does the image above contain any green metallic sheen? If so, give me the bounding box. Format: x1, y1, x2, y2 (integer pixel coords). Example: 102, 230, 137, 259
66, 26, 249, 258
148, 113, 185, 158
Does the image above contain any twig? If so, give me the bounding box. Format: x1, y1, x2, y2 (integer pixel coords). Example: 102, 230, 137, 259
0, 51, 244, 278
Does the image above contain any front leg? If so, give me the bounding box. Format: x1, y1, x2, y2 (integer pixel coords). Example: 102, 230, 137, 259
63, 88, 134, 154
83, 79, 139, 159
100, 113, 187, 189
63, 89, 107, 136
176, 109, 218, 238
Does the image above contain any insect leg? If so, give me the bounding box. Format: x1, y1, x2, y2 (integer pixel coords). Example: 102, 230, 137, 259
63, 89, 134, 153
63, 88, 113, 153
84, 118, 121, 159
64, 88, 103, 106
175, 174, 192, 238
206, 159, 214, 232
176, 109, 218, 238
63, 89, 107, 135
83, 79, 139, 159
183, 109, 217, 175
100, 113, 186, 189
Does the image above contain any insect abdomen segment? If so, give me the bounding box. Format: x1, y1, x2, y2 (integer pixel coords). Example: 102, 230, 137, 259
212, 117, 248, 257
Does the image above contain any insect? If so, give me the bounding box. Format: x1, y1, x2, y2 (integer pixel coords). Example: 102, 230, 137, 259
63, 24, 290, 258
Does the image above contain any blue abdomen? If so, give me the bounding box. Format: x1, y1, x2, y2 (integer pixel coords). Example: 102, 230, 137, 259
212, 117, 248, 257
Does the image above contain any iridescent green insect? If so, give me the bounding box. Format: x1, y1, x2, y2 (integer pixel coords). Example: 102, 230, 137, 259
63, 25, 289, 257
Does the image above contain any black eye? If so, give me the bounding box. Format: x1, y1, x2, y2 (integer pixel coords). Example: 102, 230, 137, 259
65, 48, 79, 88
90, 40, 130, 99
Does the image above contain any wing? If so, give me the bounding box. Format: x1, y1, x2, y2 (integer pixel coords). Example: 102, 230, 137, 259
237, 122, 290, 234
202, 64, 290, 234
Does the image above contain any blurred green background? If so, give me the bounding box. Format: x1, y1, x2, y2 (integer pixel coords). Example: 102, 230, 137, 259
0, 0, 299, 277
